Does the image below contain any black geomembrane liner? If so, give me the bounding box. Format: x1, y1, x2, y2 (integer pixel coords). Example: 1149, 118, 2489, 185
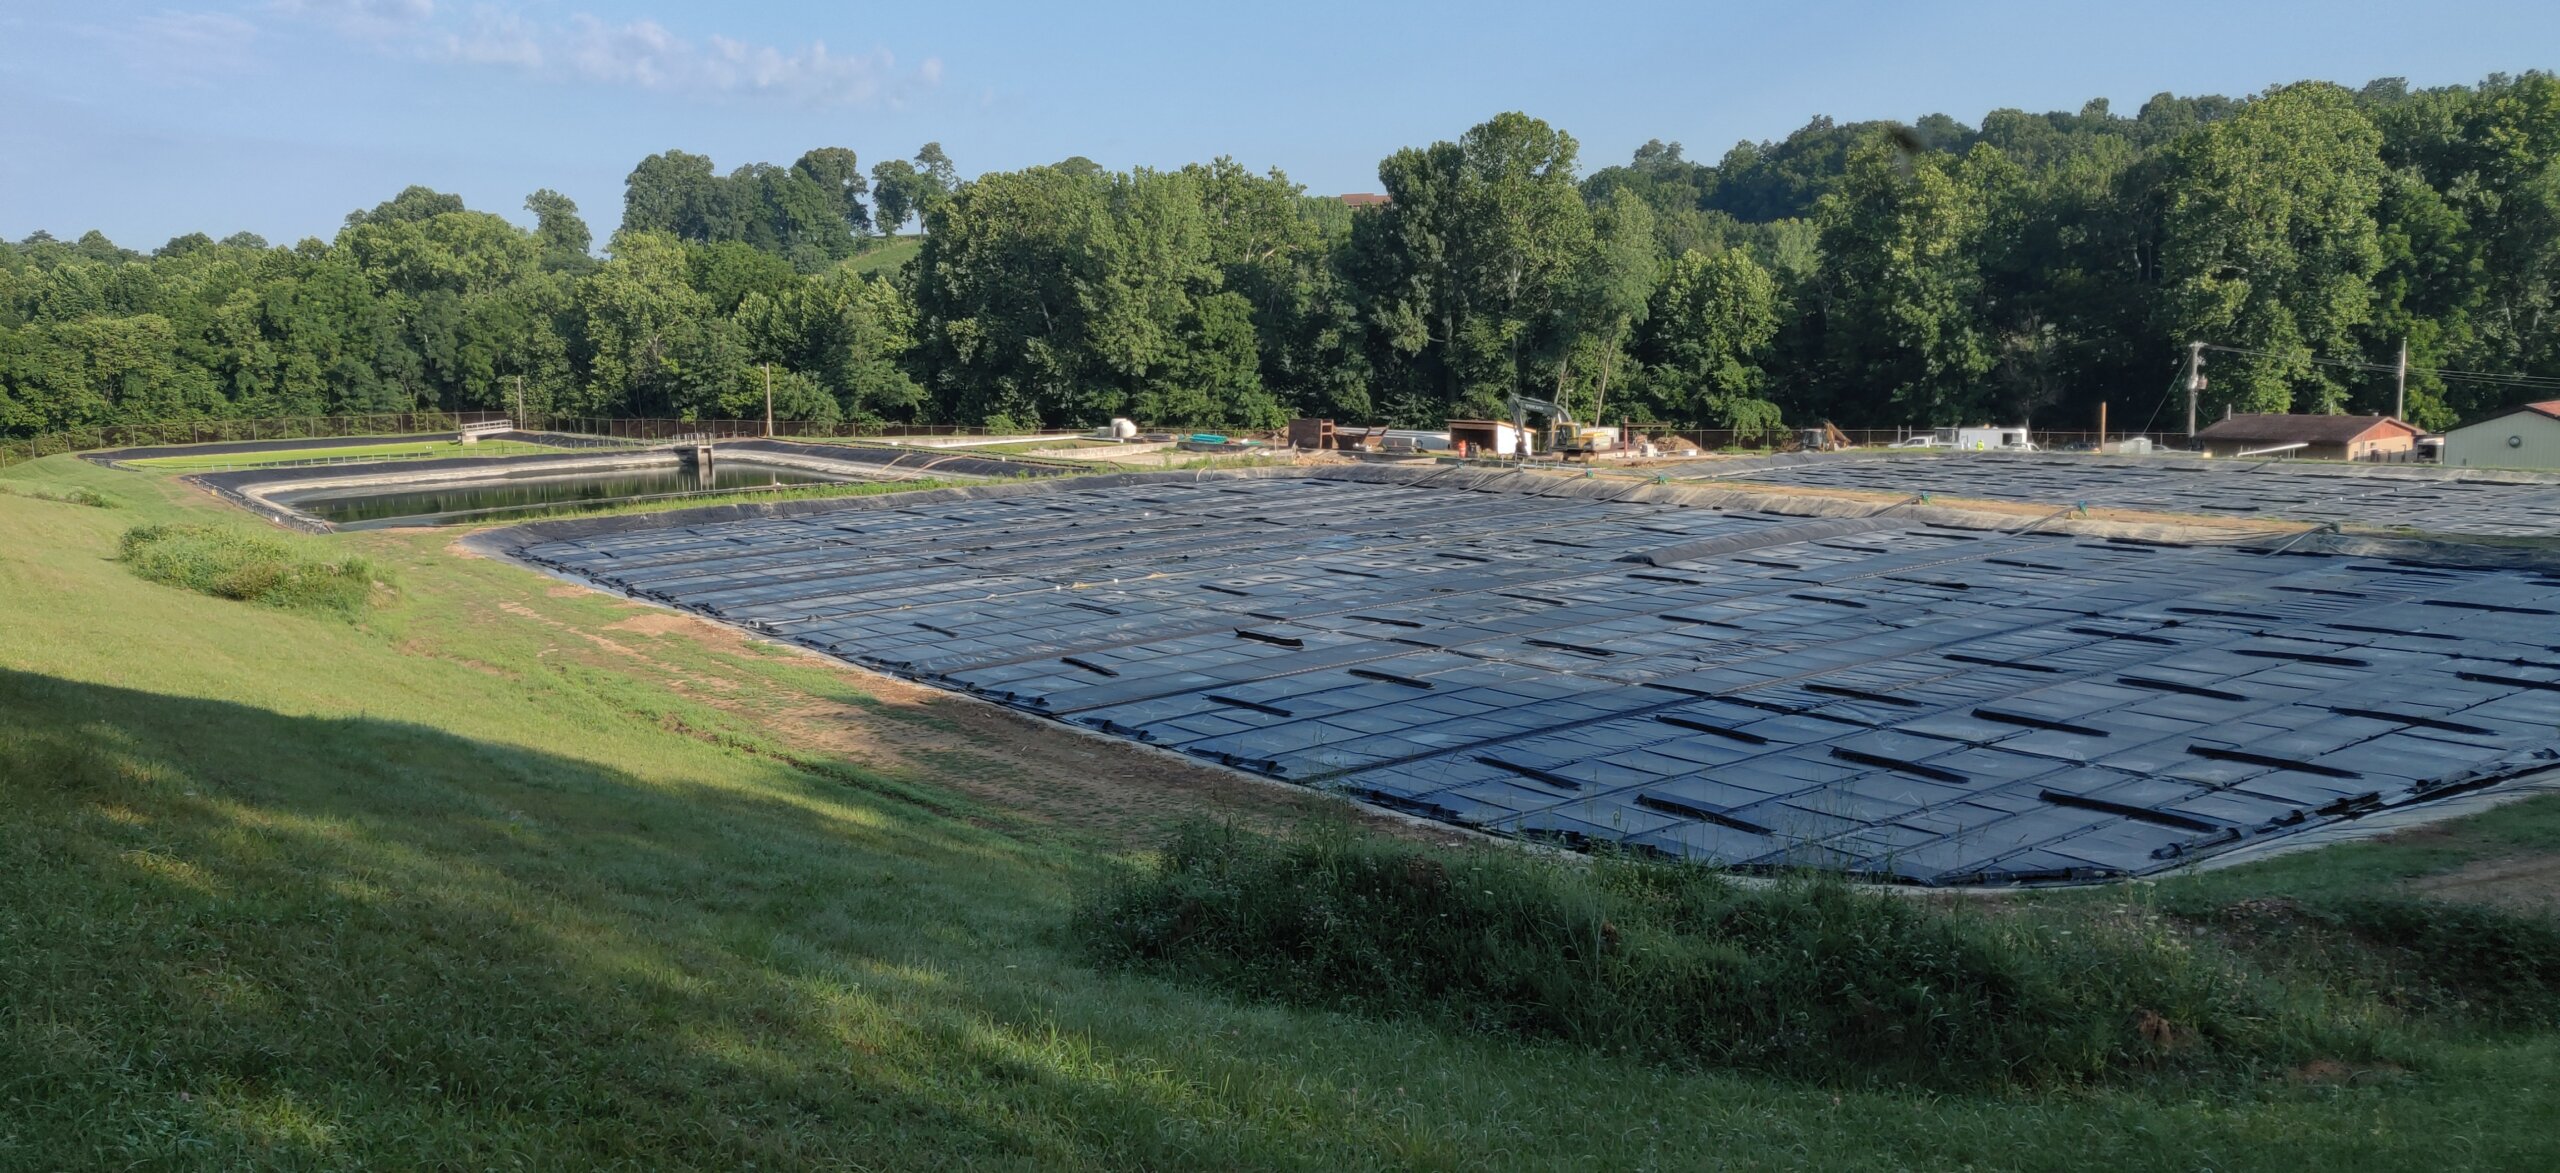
1694, 451, 2560, 537
494, 470, 2560, 885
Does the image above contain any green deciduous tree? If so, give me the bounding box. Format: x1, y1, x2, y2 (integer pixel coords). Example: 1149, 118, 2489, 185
12, 80, 2560, 447
868, 144, 958, 236
1187, 159, 1371, 420
737, 269, 926, 423
1349, 112, 1595, 423
869, 159, 921, 234
524, 189, 593, 270
580, 231, 724, 418
2162, 82, 2387, 413
915, 143, 958, 195
911, 161, 1299, 430
1814, 139, 2011, 425
910, 165, 1101, 427
791, 147, 872, 234
2365, 73, 2560, 423
1631, 250, 1782, 437
622, 151, 862, 271
1571, 187, 1658, 423
622, 151, 724, 241
347, 185, 467, 228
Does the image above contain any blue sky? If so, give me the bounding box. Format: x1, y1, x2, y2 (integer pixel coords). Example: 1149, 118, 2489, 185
5, 0, 2556, 248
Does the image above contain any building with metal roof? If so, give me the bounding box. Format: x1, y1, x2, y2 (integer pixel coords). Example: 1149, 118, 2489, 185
2191, 414, 2420, 461
2443, 400, 2560, 469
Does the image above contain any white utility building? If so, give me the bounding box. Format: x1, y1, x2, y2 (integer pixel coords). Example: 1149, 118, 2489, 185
2443, 400, 2560, 469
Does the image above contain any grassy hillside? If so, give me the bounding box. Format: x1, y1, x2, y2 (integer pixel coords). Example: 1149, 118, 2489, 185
846, 234, 925, 278
123, 439, 562, 470
6, 454, 2560, 1169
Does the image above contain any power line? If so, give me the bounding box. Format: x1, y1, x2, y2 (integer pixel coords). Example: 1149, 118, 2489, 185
2197, 343, 2560, 392
2422, 366, 2560, 388
2135, 354, 2189, 435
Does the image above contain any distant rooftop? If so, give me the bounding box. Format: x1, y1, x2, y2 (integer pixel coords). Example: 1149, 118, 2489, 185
2191, 413, 2416, 444
2455, 399, 2560, 428
1337, 193, 1390, 208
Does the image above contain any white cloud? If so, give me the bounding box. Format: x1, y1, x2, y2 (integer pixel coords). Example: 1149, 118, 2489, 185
562, 15, 685, 91
89, 9, 261, 84
441, 4, 539, 68
268, 0, 437, 41
268, 2, 937, 107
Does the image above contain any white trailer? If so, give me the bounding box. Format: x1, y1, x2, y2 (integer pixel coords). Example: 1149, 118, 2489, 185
1933, 425, 2037, 452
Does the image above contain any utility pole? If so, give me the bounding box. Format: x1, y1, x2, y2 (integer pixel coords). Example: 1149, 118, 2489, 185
2395, 338, 2409, 421
2185, 341, 2206, 440
513, 375, 525, 429
763, 363, 774, 438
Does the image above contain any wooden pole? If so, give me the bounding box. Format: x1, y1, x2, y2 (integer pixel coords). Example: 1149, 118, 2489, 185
763, 363, 774, 438
2098, 401, 2108, 446
2186, 342, 2204, 440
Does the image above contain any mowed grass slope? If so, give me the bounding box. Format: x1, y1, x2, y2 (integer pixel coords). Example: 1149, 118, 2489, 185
844, 235, 925, 278
123, 439, 564, 470
5, 454, 2560, 1169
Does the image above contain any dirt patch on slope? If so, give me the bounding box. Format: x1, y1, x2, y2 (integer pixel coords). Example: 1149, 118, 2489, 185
603, 612, 701, 637
2411, 855, 2560, 914
758, 663, 1446, 849
451, 537, 1453, 850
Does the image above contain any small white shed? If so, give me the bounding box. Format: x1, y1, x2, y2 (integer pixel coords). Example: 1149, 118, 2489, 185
1445, 419, 1532, 456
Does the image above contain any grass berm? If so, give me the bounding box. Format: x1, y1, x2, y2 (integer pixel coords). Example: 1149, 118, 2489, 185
1076, 822, 2560, 1090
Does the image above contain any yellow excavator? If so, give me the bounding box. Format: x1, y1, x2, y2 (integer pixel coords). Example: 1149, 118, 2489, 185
1508, 392, 1615, 458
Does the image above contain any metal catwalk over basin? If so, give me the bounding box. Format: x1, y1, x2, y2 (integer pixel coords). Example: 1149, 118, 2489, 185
497, 472, 2560, 885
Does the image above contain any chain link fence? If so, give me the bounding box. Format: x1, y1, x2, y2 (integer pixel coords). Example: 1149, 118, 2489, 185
1, 412, 500, 469
0, 412, 1133, 468
1650, 428, 2195, 453
4, 412, 2212, 470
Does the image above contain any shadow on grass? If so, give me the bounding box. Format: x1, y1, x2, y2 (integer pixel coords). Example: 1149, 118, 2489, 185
23, 665, 2560, 1171
0, 667, 1291, 1168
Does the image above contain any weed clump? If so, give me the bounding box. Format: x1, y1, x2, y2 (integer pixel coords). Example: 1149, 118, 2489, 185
2175, 893, 2560, 1032
1, 483, 115, 507
2302, 897, 2560, 1028
117, 523, 387, 617
1077, 824, 2356, 1089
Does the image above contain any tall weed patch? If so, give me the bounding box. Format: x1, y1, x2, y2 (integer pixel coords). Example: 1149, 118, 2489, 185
0, 482, 115, 507
2319, 898, 2560, 1028
1077, 824, 2362, 1089
117, 523, 386, 617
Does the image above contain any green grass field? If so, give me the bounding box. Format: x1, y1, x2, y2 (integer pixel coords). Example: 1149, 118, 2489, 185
845, 235, 925, 277
7, 453, 2560, 1169
124, 439, 566, 470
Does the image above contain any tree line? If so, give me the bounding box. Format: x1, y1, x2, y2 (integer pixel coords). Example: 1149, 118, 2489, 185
5, 74, 2556, 443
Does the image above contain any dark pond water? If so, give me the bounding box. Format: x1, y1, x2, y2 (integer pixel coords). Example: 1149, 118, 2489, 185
283, 460, 845, 527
